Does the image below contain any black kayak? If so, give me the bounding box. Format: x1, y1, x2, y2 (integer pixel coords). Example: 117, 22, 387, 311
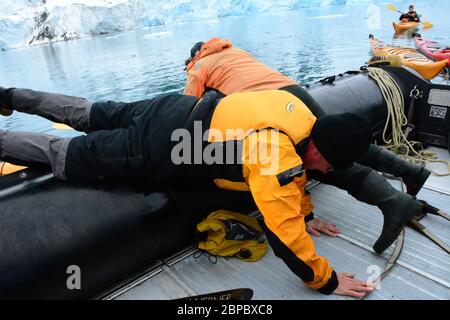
1, 65, 449, 299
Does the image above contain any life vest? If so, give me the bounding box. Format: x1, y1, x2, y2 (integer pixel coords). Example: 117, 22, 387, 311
196, 210, 268, 262
182, 89, 315, 190
208, 90, 315, 190
208, 90, 316, 144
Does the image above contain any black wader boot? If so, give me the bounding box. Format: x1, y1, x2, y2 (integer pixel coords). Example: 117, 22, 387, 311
358, 145, 431, 197
355, 171, 423, 254
313, 163, 423, 254
0, 107, 13, 116
0, 87, 14, 116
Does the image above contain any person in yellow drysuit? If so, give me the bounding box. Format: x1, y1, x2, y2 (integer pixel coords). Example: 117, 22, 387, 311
1, 83, 376, 297
184, 38, 427, 297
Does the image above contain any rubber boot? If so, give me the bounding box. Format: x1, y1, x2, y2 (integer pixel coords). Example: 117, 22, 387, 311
354, 171, 423, 254
0, 107, 13, 116
358, 145, 431, 196
0, 87, 15, 116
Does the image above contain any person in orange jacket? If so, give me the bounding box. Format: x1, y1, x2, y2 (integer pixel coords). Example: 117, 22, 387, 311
184, 38, 428, 298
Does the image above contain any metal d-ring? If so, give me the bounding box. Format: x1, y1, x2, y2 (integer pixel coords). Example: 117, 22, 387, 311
409, 85, 423, 100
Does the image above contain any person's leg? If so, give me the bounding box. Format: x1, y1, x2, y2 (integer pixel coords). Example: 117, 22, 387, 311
308, 163, 422, 253
63, 126, 147, 181
307, 163, 371, 195
0, 125, 147, 181
2, 87, 141, 132
5, 88, 93, 132
88, 100, 142, 131
0, 130, 71, 179
357, 144, 431, 196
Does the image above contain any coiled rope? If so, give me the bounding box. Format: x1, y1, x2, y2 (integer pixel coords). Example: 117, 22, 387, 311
368, 67, 450, 177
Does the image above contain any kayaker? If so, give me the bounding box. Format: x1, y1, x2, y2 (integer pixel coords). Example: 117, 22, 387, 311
399, 5, 421, 23
184, 38, 430, 292
0, 85, 377, 297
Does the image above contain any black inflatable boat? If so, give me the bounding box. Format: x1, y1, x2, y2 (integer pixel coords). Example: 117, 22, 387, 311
307, 66, 450, 150
1, 65, 449, 299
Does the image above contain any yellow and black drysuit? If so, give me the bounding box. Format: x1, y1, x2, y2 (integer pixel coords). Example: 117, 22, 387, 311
205, 90, 337, 292
0, 87, 339, 293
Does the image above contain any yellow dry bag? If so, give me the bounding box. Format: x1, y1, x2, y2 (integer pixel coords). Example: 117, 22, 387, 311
196, 210, 268, 262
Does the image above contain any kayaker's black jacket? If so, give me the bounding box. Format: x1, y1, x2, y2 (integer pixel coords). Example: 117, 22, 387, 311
399, 12, 420, 22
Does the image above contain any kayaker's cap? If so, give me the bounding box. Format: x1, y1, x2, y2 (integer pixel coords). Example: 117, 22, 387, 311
311, 113, 372, 171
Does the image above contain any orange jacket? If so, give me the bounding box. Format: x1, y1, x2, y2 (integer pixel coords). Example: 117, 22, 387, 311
184, 38, 296, 98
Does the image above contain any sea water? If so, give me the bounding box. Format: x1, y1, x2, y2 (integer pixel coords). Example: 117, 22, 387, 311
0, 0, 449, 136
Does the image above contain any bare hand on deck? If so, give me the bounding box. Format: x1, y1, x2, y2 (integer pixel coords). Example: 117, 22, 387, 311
333, 272, 375, 298
306, 217, 341, 237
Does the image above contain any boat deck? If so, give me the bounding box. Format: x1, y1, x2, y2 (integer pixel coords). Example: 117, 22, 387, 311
110, 147, 450, 300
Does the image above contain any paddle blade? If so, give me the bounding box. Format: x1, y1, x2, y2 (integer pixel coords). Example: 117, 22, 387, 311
387, 4, 398, 12
52, 123, 73, 130
422, 21, 433, 29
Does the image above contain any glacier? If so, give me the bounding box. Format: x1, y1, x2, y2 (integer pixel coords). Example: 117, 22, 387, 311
0, 0, 379, 50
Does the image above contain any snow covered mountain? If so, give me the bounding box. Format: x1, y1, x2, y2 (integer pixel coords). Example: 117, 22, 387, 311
0, 0, 374, 50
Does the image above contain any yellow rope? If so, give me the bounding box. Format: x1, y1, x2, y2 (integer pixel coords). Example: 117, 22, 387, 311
368, 67, 450, 177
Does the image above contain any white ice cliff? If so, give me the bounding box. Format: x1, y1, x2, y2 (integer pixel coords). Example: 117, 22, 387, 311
0, 0, 376, 50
